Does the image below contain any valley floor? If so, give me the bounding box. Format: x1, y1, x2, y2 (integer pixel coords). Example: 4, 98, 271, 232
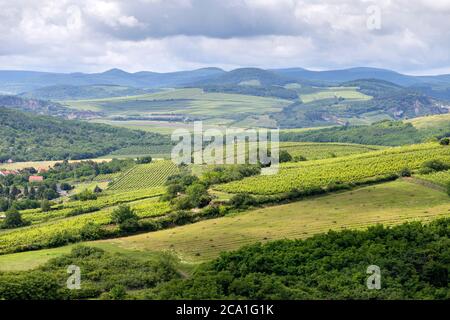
1, 179, 448, 270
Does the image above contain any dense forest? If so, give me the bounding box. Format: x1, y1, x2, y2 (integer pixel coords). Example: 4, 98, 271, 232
0, 108, 171, 162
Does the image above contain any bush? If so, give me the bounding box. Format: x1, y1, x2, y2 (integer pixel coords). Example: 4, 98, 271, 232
60, 183, 73, 191
399, 167, 412, 177
229, 193, 257, 209
420, 159, 450, 174
439, 137, 450, 146
41, 200, 51, 212
186, 183, 211, 208
1, 208, 29, 229
80, 222, 105, 240
293, 155, 307, 162
279, 150, 293, 163
70, 189, 97, 201
136, 156, 152, 164
111, 205, 139, 233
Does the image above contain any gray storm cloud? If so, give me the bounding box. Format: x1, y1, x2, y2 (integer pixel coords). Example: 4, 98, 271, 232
0, 0, 449, 74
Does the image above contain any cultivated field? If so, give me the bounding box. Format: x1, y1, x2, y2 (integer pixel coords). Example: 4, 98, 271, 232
102, 181, 449, 262
216, 143, 450, 194
279, 142, 385, 160
2, 180, 447, 269
108, 161, 179, 191
298, 87, 371, 103
63, 88, 291, 118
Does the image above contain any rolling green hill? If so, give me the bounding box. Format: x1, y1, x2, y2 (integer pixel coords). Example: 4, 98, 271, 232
0, 108, 170, 162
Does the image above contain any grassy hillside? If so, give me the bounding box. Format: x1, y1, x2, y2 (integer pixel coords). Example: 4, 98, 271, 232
2, 180, 446, 269
63, 88, 291, 119
0, 108, 170, 162
102, 181, 449, 262
149, 217, 450, 300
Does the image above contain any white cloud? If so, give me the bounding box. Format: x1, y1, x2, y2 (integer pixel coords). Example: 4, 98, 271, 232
0, 0, 448, 74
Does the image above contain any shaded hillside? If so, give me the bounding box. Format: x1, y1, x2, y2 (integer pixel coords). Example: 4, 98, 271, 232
20, 84, 154, 101
272, 79, 449, 127
0, 95, 100, 119
0, 108, 170, 162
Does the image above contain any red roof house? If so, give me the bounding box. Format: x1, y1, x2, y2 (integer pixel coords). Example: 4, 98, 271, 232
29, 175, 44, 183
0, 170, 19, 176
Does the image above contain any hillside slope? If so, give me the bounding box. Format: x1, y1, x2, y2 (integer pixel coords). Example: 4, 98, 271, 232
0, 108, 170, 162
0, 95, 100, 119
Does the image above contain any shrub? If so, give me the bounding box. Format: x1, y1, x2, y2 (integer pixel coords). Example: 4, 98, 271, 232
41, 199, 51, 212
279, 150, 293, 163
136, 156, 152, 164
293, 155, 307, 162
1, 208, 29, 229
439, 137, 450, 146
111, 205, 139, 233
230, 193, 257, 209
70, 189, 97, 201
80, 222, 105, 240
421, 159, 450, 173
399, 167, 412, 177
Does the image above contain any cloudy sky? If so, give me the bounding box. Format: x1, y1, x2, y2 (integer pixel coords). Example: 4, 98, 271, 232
0, 0, 449, 74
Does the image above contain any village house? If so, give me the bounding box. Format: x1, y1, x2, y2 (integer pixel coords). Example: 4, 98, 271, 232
29, 175, 44, 183
0, 170, 19, 177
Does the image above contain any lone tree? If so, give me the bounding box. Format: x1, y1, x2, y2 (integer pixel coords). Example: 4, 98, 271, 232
2, 208, 28, 229
111, 205, 139, 233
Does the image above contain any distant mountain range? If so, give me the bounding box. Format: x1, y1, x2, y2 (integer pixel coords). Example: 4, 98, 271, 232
1, 66, 450, 97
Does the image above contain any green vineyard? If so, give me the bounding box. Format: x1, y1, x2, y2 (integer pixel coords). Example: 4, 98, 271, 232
417, 169, 450, 187
0, 196, 171, 255
108, 161, 179, 191
216, 143, 450, 195
20, 187, 166, 224
279, 142, 385, 160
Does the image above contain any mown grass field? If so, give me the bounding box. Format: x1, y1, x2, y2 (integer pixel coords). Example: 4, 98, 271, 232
103, 181, 449, 262
416, 169, 450, 187
2, 180, 448, 269
63, 88, 291, 118
405, 113, 450, 129
299, 87, 371, 103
